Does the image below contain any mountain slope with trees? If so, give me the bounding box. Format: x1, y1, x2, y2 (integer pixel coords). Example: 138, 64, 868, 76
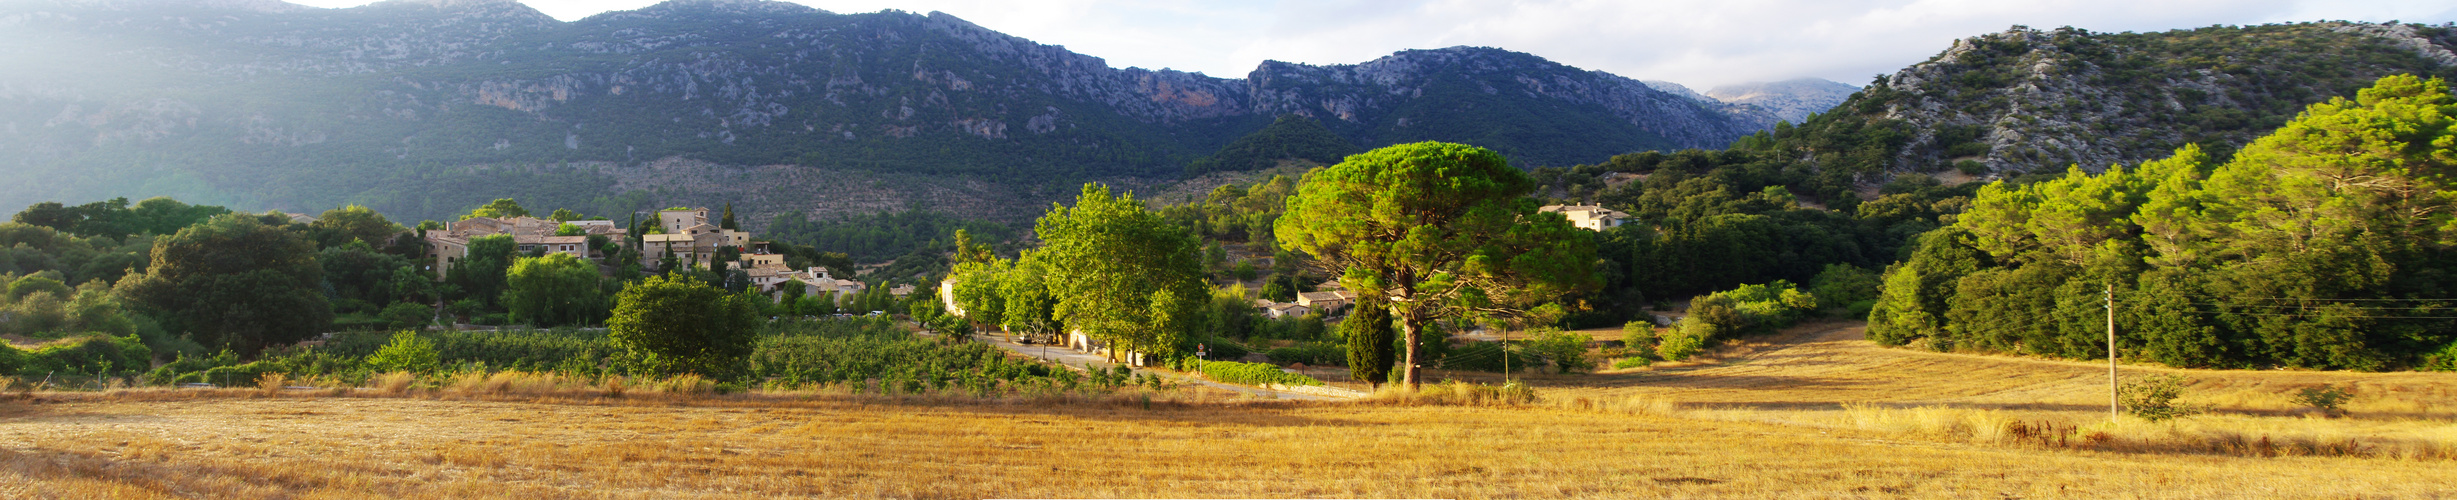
1870, 75, 2457, 371
0, 0, 1771, 225
1799, 22, 2457, 177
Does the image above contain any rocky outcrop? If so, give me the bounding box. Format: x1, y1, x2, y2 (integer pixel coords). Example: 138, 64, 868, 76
1706, 78, 1858, 124
1847, 22, 2457, 175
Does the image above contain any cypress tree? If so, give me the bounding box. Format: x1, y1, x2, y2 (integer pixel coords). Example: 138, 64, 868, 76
1343, 299, 1396, 391
721, 203, 738, 230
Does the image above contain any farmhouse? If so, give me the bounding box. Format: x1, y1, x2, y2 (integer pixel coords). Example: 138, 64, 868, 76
1537, 204, 1631, 231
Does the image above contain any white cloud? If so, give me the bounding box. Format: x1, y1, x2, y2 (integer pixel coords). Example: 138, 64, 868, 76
277, 0, 2455, 89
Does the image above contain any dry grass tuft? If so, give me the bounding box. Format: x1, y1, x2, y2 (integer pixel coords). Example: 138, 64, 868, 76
252, 373, 287, 396
367, 371, 416, 396
1366, 379, 1541, 406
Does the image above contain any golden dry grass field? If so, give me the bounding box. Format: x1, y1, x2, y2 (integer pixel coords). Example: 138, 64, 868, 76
4, 323, 2457, 498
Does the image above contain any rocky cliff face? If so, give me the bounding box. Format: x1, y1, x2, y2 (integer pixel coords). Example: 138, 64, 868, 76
0, 0, 1778, 222
1705, 78, 1858, 124
1846, 22, 2457, 175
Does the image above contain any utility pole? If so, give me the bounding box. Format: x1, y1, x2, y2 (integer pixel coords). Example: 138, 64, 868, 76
2107, 282, 2118, 420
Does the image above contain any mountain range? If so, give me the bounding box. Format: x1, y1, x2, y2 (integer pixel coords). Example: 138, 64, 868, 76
7, 0, 2450, 231
0, 0, 1821, 224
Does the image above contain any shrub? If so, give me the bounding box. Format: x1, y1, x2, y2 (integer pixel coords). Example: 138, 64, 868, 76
608, 274, 760, 378
0, 341, 23, 373
1611, 357, 1652, 369
21, 334, 151, 377
2290, 384, 2353, 417
366, 331, 441, 374
1521, 328, 1593, 374
1657, 321, 1711, 361
144, 349, 242, 385
1196, 360, 1320, 386
2120, 374, 2205, 421
2425, 341, 2457, 371
1620, 321, 1659, 351
1953, 159, 1989, 175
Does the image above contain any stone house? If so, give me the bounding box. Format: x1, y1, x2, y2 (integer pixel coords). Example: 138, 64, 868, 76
1295, 290, 1355, 314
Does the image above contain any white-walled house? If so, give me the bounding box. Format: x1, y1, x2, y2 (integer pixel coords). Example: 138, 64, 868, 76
1537, 204, 1632, 231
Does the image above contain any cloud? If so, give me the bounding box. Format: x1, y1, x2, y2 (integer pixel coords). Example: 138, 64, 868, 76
279, 0, 2455, 89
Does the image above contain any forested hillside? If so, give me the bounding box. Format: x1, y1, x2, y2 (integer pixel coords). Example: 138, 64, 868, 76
1795, 22, 2457, 176
1871, 75, 2457, 371
0, 0, 1770, 226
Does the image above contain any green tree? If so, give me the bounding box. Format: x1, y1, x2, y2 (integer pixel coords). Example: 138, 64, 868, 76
503, 253, 605, 327
117, 213, 331, 354
607, 274, 760, 378
462, 198, 529, 220
447, 235, 517, 310
777, 279, 808, 316
1034, 184, 1208, 361
549, 208, 581, 222
720, 203, 738, 231
555, 222, 586, 237
950, 228, 994, 266
999, 252, 1060, 340
311, 205, 405, 249
947, 258, 1008, 326
1277, 142, 1599, 389
1341, 299, 1396, 390
321, 240, 412, 310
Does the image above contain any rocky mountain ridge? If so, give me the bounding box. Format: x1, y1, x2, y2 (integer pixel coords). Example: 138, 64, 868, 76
0, 0, 1778, 224
1842, 22, 2457, 175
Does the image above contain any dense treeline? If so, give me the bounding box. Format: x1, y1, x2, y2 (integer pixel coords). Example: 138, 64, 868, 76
0, 194, 967, 383
1871, 75, 2457, 371
1532, 109, 1971, 325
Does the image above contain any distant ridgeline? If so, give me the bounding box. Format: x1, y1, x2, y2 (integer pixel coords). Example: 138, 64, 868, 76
0, 0, 1772, 225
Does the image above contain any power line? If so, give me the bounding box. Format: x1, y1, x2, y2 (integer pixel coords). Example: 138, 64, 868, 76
2180, 294, 2457, 302
2184, 309, 2457, 319
2182, 302, 2457, 310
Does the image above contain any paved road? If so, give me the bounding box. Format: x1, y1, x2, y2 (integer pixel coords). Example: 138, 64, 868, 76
947, 328, 1350, 401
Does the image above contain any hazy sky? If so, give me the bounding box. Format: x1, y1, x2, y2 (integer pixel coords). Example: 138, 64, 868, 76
291, 0, 2456, 90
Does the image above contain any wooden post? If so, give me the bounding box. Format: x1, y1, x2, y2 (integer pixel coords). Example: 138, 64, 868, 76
2107, 283, 2118, 420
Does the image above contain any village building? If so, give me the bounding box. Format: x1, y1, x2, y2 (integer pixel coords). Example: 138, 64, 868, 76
640, 207, 756, 271
422, 215, 626, 278
1263, 302, 1311, 319
1537, 204, 1632, 231
1295, 290, 1355, 314
939, 278, 964, 318
515, 235, 590, 258
752, 267, 868, 300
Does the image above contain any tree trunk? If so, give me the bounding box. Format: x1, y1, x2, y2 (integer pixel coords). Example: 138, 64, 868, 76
1400, 319, 1422, 392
